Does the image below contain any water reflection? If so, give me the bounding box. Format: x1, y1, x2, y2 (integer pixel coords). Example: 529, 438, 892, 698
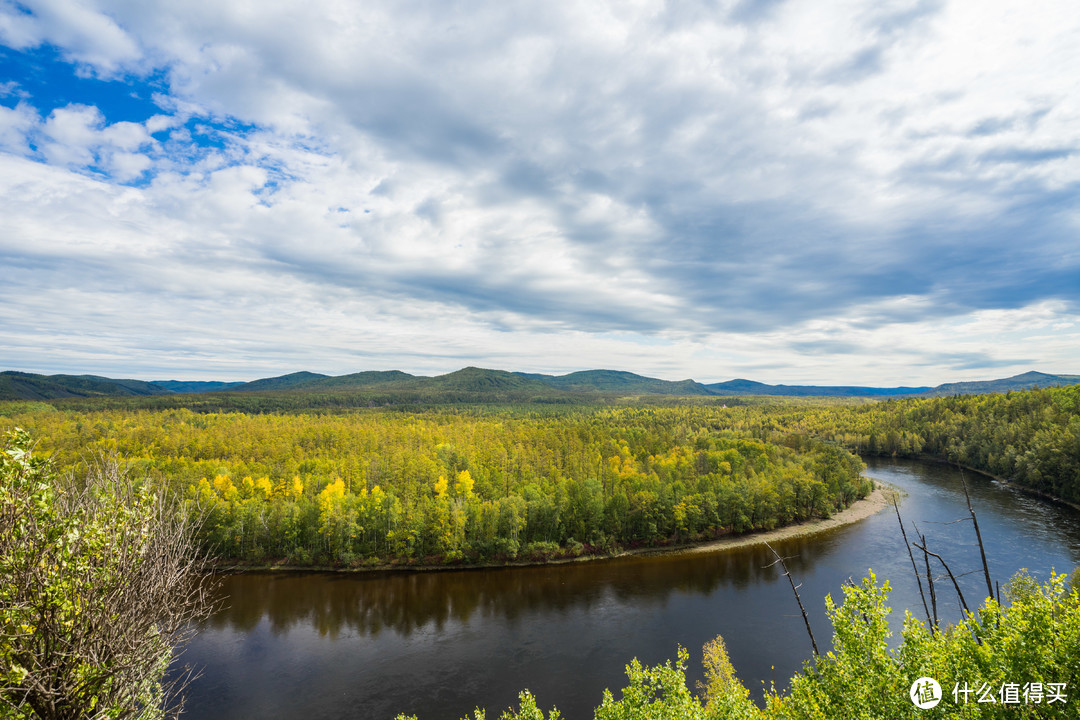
183, 460, 1080, 720
205, 540, 830, 642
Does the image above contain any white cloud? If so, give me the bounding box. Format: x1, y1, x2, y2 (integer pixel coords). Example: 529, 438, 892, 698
40, 104, 104, 165
1, 0, 1079, 381
0, 101, 38, 153
4, 0, 142, 75
0, 0, 43, 49
36, 103, 153, 180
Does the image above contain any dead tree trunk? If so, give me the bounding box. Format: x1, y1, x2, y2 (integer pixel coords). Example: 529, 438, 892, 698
891, 495, 932, 629
957, 466, 995, 601
765, 541, 819, 657
918, 528, 938, 630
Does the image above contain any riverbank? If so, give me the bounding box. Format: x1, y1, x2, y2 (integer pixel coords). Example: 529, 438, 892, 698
184, 458, 1080, 720
911, 453, 1080, 512
209, 486, 892, 575
661, 485, 891, 557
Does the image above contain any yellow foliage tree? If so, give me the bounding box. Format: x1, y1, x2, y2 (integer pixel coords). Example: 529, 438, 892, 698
213, 474, 237, 502
285, 475, 304, 501
316, 478, 350, 549
434, 475, 449, 498
240, 475, 272, 500
454, 469, 474, 498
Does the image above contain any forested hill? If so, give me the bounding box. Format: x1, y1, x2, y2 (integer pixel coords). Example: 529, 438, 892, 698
1, 367, 1078, 402
517, 369, 715, 395
0, 371, 167, 400
754, 383, 1080, 506
918, 370, 1080, 397
703, 378, 931, 397
230, 371, 329, 392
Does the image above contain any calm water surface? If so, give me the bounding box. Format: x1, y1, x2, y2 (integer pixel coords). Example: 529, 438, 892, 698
180, 459, 1080, 719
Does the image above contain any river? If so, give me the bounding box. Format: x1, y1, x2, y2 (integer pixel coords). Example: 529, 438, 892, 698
179, 459, 1080, 719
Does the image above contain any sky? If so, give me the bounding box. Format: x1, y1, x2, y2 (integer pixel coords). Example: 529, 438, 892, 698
1, 0, 1079, 386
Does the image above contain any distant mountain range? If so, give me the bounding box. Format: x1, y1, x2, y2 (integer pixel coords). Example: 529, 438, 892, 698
1, 368, 1077, 403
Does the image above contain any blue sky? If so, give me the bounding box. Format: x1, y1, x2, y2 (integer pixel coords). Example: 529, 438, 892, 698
1, 0, 1078, 385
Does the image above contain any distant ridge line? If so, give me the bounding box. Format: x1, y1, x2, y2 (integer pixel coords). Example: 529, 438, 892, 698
1, 368, 1077, 402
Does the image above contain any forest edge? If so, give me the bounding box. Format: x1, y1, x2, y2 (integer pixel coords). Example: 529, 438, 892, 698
205, 483, 891, 575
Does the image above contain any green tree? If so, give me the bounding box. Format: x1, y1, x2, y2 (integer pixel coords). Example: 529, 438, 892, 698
594, 647, 713, 720
0, 429, 212, 719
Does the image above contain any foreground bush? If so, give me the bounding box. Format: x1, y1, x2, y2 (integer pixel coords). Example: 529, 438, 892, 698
397, 570, 1080, 719
0, 430, 212, 720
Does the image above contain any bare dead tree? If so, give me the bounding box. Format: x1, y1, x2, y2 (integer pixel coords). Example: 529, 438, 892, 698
917, 528, 938, 630
764, 541, 819, 657
957, 466, 995, 601
912, 539, 972, 618
1, 435, 215, 720
889, 493, 932, 630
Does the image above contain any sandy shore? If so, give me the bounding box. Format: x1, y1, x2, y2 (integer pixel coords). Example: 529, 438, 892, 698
659, 485, 892, 557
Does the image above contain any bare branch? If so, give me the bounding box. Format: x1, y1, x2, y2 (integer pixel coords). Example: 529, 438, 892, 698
1, 440, 216, 719
957, 466, 995, 602
912, 540, 973, 619
764, 541, 819, 657
889, 494, 932, 629
916, 527, 938, 631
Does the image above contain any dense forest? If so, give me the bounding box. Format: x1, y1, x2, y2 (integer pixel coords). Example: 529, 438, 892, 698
732, 384, 1080, 506
2, 382, 1077, 567
0, 405, 868, 565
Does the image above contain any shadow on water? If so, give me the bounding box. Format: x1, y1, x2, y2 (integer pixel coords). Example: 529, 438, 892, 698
205, 544, 800, 640
180, 459, 1080, 720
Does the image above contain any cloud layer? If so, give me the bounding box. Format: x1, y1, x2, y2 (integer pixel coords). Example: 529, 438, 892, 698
1, 0, 1079, 383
